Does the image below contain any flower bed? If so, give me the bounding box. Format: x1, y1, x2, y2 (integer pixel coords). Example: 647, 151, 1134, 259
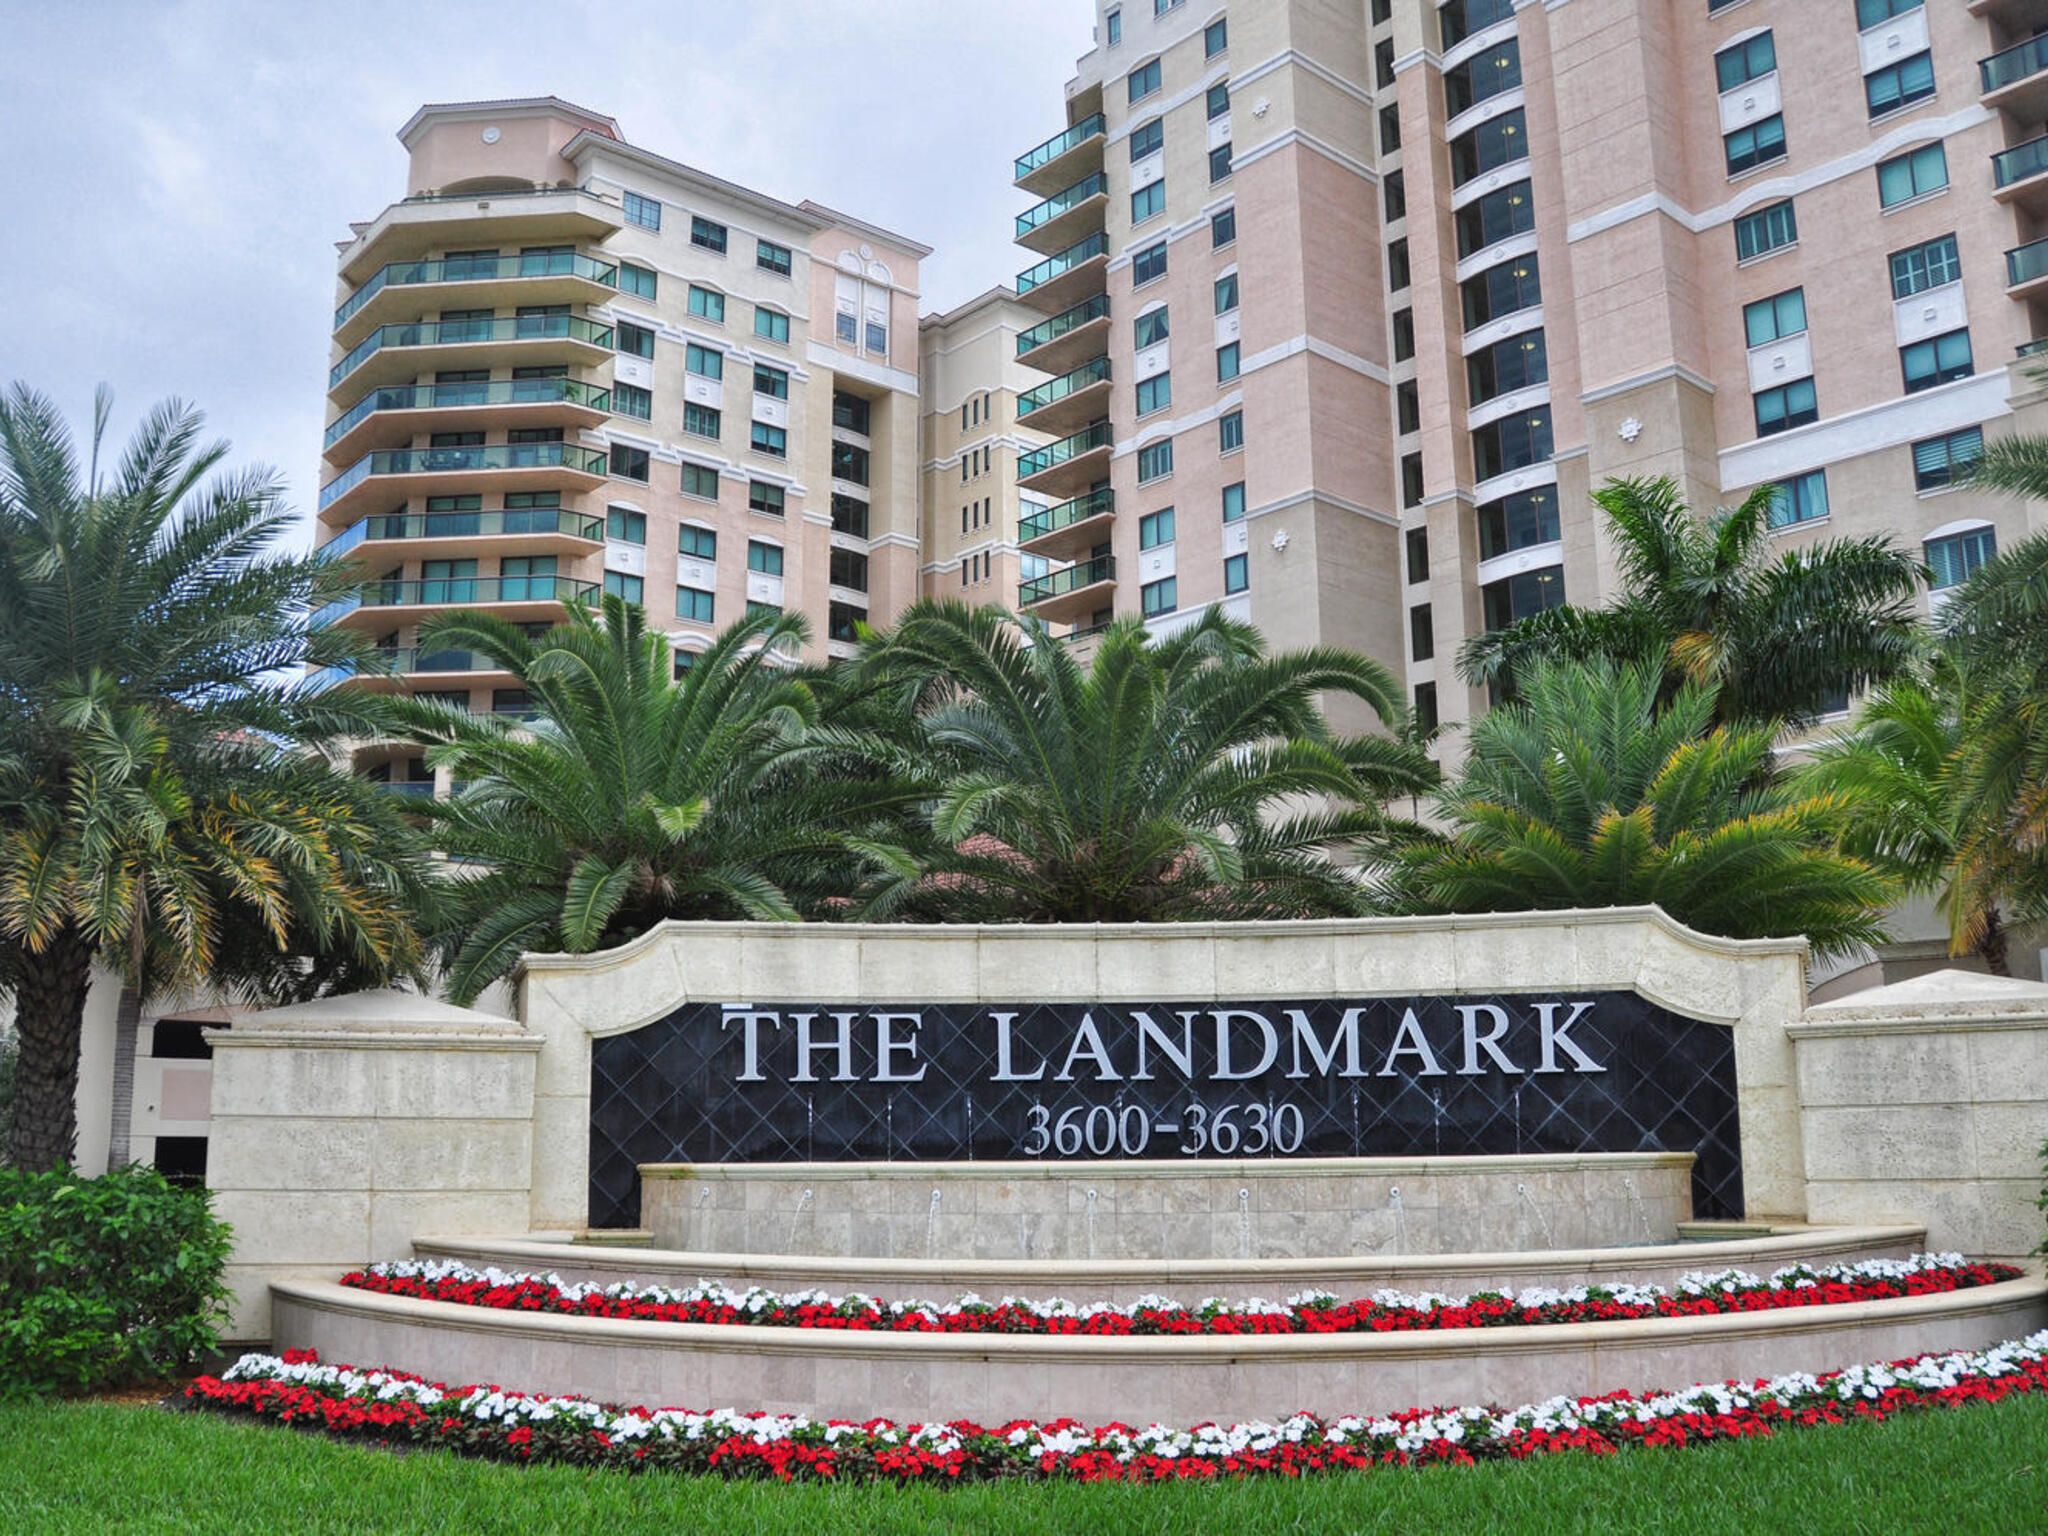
186, 1331, 2048, 1483
338, 1254, 2019, 1338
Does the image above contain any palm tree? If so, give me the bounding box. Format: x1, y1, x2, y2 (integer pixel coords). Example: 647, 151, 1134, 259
0, 385, 432, 1170
1380, 657, 1895, 956
850, 601, 1436, 922
405, 597, 919, 1004
1458, 476, 1925, 724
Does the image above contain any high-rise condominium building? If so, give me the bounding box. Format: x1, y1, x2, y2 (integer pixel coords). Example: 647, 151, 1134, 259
315, 98, 928, 790
1010, 0, 2048, 740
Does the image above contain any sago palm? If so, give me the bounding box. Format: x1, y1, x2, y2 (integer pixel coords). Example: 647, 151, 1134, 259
1381, 657, 1895, 956
851, 601, 1436, 922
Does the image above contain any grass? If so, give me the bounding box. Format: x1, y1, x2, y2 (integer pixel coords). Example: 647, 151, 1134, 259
0, 1391, 2044, 1534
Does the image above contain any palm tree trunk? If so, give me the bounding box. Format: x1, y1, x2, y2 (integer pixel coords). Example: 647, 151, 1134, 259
4, 927, 96, 1171
1980, 906, 2012, 978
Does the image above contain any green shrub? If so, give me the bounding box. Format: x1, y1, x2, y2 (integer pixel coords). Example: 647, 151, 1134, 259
0, 1163, 233, 1397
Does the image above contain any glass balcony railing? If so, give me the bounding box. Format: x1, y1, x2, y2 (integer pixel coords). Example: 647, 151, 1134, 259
306, 647, 497, 691
2007, 234, 2048, 287
1015, 114, 1106, 180
330, 314, 614, 388
322, 508, 605, 556
1017, 294, 1110, 358
1016, 173, 1108, 237
323, 378, 611, 449
1018, 487, 1114, 543
1016, 232, 1109, 295
335, 251, 618, 330
355, 576, 601, 609
1983, 33, 2048, 94
2019, 337, 2048, 357
1017, 419, 1113, 479
1019, 555, 1115, 607
1994, 134, 2048, 189
318, 443, 608, 510
1018, 357, 1112, 418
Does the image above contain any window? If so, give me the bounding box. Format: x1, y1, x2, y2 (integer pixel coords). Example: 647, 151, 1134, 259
605, 571, 644, 604
1135, 308, 1170, 348
749, 480, 785, 516
1217, 342, 1241, 381
1890, 234, 1960, 298
756, 239, 793, 277
1450, 109, 1527, 187
1132, 181, 1167, 222
832, 442, 871, 485
1406, 526, 1429, 584
1471, 408, 1552, 480
1211, 207, 1236, 248
1107, 8, 1122, 45
681, 463, 720, 500
1476, 487, 1561, 559
1380, 103, 1402, 154
1743, 288, 1806, 347
1413, 681, 1439, 735
751, 422, 788, 457
1372, 0, 1392, 20
1397, 379, 1420, 433
1137, 373, 1173, 415
1209, 274, 1239, 318
1440, 0, 1513, 46
678, 524, 718, 562
690, 216, 728, 254
1388, 238, 1411, 292
1130, 117, 1164, 161
1223, 481, 1246, 522
1402, 453, 1424, 507
498, 555, 557, 600
834, 392, 872, 434
1454, 180, 1535, 259
1459, 254, 1539, 329
1857, 0, 1921, 26
829, 548, 869, 593
1392, 308, 1415, 362
1138, 439, 1174, 482
1224, 553, 1248, 594
673, 651, 698, 680
616, 320, 655, 359
1219, 410, 1244, 453
1912, 426, 1983, 491
1205, 18, 1227, 56
1140, 576, 1178, 617
1134, 239, 1168, 285
1902, 329, 1973, 392
866, 318, 888, 354
746, 364, 788, 402
606, 507, 646, 544
1446, 39, 1522, 116
746, 601, 781, 621
1467, 330, 1548, 404
831, 493, 869, 537
1867, 53, 1935, 119
1754, 378, 1817, 436
1878, 142, 1947, 207
623, 190, 661, 230
618, 261, 657, 299
1714, 31, 1775, 93
1926, 526, 1996, 590
1376, 38, 1395, 88
685, 342, 724, 380
1207, 82, 1230, 121
1154, 0, 1181, 14
1481, 565, 1565, 629
1410, 604, 1434, 662
688, 285, 725, 323
755, 306, 791, 343
609, 444, 650, 481
1734, 200, 1797, 262
1139, 507, 1176, 548
1129, 58, 1162, 103
1724, 114, 1787, 177
676, 586, 715, 624
747, 540, 784, 577
1766, 469, 1829, 529
1209, 143, 1234, 183
684, 402, 722, 439
613, 382, 652, 420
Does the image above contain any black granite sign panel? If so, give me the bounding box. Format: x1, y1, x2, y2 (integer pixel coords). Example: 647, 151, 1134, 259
589, 992, 1742, 1229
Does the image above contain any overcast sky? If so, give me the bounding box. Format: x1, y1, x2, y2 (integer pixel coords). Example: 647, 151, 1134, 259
0, 0, 1097, 539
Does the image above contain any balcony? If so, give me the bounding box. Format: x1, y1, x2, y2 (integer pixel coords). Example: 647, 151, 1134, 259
322, 377, 611, 463
319, 507, 606, 565
2007, 234, 2048, 299
334, 250, 617, 348
1017, 355, 1112, 439
1015, 113, 1107, 196
328, 313, 614, 395
1018, 486, 1115, 563
1982, 33, 2048, 117
1017, 418, 1113, 500
307, 646, 507, 695
317, 441, 608, 525
1015, 173, 1109, 254
1016, 232, 1110, 314
337, 185, 626, 287
1016, 294, 1111, 377
333, 575, 601, 629
1018, 555, 1116, 625
1994, 134, 2048, 214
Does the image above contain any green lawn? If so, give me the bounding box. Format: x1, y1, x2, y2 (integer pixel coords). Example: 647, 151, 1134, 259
1, 1392, 2044, 1535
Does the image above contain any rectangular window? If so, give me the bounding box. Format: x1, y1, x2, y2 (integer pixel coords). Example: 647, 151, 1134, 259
1890, 234, 1961, 298
1410, 604, 1434, 663
832, 442, 871, 486
1380, 103, 1402, 154
1140, 576, 1178, 617
1734, 200, 1797, 262
749, 480, 785, 516
1857, 0, 1922, 26
1877, 142, 1946, 207
676, 586, 715, 624
604, 571, 644, 604
612, 382, 652, 420
616, 320, 655, 359
1224, 553, 1248, 594
1134, 239, 1168, 285
681, 463, 720, 500
1754, 378, 1818, 436
1393, 307, 1415, 362
1132, 180, 1167, 223
498, 555, 557, 600
1867, 52, 1935, 119
1205, 18, 1227, 56
617, 261, 657, 299
1724, 114, 1787, 177
1766, 469, 1829, 529
1219, 410, 1244, 454
831, 494, 869, 537
753, 363, 790, 399
609, 444, 650, 482
1130, 118, 1163, 161
1108, 8, 1122, 45
836, 311, 858, 346
1482, 565, 1566, 630
1217, 342, 1240, 381
1449, 109, 1527, 187
1129, 58, 1161, 103
1138, 439, 1174, 482
1912, 426, 1983, 491
1926, 526, 1996, 590
685, 342, 724, 380
756, 239, 793, 276
1209, 143, 1234, 183
1414, 681, 1439, 735
1388, 238, 1411, 293
747, 540, 784, 576
751, 422, 788, 458
1476, 489, 1560, 559
1154, 0, 1181, 14
1397, 379, 1421, 434
1384, 170, 1406, 224
1134, 308, 1170, 349
1223, 481, 1246, 522
1211, 207, 1236, 248
1402, 453, 1424, 508
678, 524, 718, 561
1902, 328, 1973, 393
833, 392, 872, 434
754, 307, 791, 343
1213, 273, 1240, 316
1406, 526, 1429, 585
623, 190, 661, 230
1743, 288, 1807, 347
1139, 507, 1176, 548
606, 507, 647, 543
690, 216, 728, 254
1376, 38, 1395, 88
684, 402, 722, 439
746, 601, 782, 622
866, 319, 888, 354
1714, 31, 1775, 93
1471, 409, 1552, 481
1207, 83, 1230, 122
829, 548, 870, 593
1136, 373, 1172, 415
688, 285, 726, 323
